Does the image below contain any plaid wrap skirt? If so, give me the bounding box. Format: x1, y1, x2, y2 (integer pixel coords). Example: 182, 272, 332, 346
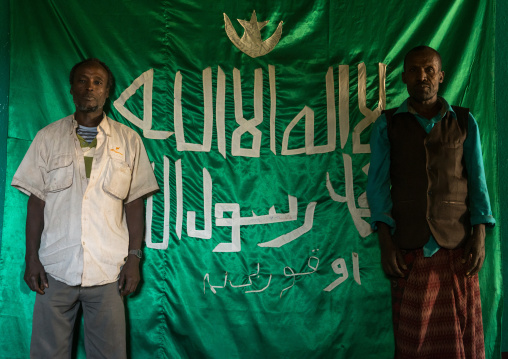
391, 248, 484, 359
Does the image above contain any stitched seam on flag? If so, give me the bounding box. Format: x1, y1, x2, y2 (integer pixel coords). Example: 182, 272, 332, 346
159, 5, 173, 358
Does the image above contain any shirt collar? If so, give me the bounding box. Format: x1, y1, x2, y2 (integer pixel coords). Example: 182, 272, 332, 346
394, 96, 455, 120
70, 113, 109, 135
97, 114, 111, 136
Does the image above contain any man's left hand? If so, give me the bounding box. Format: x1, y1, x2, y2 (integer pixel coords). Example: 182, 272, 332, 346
118, 255, 140, 296
462, 224, 486, 277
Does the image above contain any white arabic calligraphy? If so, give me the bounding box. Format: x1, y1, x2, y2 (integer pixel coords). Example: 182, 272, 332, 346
204, 263, 272, 294
121, 63, 387, 243
280, 256, 319, 297
203, 254, 360, 296
144, 159, 317, 251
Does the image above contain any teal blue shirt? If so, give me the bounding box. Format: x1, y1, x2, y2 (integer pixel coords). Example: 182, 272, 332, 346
367, 97, 495, 256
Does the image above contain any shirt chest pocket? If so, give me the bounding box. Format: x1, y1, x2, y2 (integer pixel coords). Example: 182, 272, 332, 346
45, 154, 73, 193
103, 157, 132, 200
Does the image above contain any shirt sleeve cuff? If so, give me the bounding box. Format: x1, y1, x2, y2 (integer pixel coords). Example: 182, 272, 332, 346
124, 184, 160, 204
11, 178, 46, 201
370, 214, 396, 232
470, 214, 496, 228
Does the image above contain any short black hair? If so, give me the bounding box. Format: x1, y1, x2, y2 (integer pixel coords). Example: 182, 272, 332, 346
403, 46, 442, 71
69, 58, 115, 94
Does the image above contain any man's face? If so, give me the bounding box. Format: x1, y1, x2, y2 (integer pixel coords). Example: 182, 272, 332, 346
402, 50, 444, 104
70, 63, 109, 113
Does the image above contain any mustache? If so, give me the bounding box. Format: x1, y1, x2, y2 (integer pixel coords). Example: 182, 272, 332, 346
75, 104, 99, 113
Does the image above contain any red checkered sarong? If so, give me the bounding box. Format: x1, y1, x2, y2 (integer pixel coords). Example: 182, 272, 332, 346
391, 248, 484, 359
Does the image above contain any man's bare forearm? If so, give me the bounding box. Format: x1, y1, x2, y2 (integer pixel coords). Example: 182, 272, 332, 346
26, 195, 45, 259
124, 197, 144, 252
377, 222, 392, 244
25, 194, 48, 294
119, 197, 144, 296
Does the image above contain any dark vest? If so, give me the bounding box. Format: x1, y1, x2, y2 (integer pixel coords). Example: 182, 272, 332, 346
385, 106, 471, 249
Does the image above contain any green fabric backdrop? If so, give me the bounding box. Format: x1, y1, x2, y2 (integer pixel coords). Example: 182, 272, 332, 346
496, 0, 508, 355
0, 0, 501, 358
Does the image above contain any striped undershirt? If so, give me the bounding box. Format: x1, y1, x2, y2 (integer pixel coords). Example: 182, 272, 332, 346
76, 125, 98, 143
76, 125, 98, 179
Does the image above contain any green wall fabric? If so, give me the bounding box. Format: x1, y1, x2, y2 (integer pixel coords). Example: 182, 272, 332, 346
0, 0, 9, 254
0, 1, 501, 358
496, 0, 508, 353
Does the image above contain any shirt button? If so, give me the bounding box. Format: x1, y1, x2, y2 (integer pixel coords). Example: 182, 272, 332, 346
427, 217, 432, 221
83, 242, 86, 246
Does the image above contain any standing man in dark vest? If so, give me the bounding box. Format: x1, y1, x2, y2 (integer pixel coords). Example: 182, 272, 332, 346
367, 46, 495, 358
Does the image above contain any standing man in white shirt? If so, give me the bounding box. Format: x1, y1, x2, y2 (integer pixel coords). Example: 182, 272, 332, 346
12, 58, 159, 358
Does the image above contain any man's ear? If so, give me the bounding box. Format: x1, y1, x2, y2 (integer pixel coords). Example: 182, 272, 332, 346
439, 71, 445, 83
401, 71, 407, 84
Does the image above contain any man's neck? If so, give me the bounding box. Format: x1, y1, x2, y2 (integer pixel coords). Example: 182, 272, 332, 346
74, 111, 103, 127
409, 97, 442, 120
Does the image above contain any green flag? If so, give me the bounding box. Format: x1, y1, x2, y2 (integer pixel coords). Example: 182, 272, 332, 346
0, 0, 500, 358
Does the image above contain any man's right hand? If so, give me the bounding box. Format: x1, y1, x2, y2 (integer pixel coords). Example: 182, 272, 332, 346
24, 255, 48, 295
377, 222, 407, 277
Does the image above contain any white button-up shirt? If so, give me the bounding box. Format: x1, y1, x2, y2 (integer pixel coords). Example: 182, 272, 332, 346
12, 115, 159, 286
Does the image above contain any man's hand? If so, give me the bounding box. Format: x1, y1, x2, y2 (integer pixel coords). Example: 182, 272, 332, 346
118, 255, 140, 296
24, 255, 48, 295
378, 222, 407, 277
462, 224, 486, 277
